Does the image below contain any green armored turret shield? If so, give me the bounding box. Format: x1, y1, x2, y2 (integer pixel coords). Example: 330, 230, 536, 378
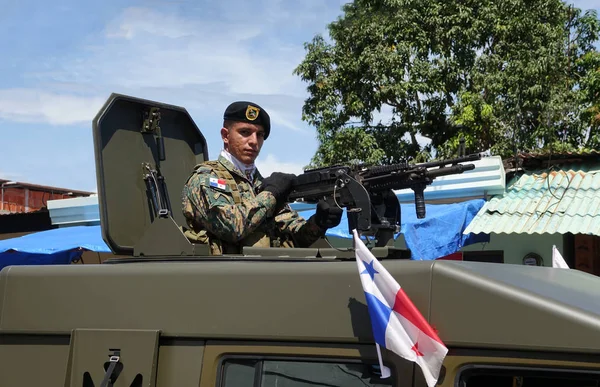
93, 93, 209, 257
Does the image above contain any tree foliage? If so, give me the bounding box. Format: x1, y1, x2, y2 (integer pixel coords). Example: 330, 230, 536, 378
294, 0, 600, 167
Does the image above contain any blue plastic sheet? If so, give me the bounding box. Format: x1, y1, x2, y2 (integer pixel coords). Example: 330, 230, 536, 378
399, 199, 489, 260
0, 225, 111, 254
291, 198, 489, 261
0, 225, 111, 271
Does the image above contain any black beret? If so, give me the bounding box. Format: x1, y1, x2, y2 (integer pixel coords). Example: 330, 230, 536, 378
223, 101, 271, 140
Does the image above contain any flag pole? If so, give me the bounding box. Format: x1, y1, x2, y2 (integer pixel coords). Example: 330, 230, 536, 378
376, 343, 391, 378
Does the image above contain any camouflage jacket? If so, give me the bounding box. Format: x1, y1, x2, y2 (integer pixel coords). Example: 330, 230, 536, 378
181, 155, 325, 254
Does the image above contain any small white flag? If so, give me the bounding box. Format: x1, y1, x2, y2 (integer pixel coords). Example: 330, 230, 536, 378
552, 245, 569, 269
353, 229, 448, 387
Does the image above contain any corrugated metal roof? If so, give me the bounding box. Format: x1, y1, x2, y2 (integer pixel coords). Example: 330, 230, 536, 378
464, 163, 600, 236
503, 150, 600, 172
0, 179, 95, 196
517, 149, 600, 158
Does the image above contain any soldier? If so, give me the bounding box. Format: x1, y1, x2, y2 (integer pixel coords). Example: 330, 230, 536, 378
181, 101, 343, 255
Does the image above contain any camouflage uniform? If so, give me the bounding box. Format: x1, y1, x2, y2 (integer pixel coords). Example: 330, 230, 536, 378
182, 155, 325, 255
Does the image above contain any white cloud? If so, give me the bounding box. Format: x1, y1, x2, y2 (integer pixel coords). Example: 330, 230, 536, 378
0, 89, 105, 125
104, 7, 202, 40
255, 153, 308, 177
50, 7, 308, 97
1, 5, 318, 129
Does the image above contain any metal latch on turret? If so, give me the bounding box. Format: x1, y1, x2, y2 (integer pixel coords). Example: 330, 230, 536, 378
141, 107, 161, 134
142, 162, 171, 219
142, 106, 166, 161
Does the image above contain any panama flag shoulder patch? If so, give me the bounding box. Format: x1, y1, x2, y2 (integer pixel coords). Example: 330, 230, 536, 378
209, 177, 227, 191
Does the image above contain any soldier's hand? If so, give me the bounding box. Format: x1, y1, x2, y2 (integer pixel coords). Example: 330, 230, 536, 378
315, 200, 343, 229
261, 172, 296, 204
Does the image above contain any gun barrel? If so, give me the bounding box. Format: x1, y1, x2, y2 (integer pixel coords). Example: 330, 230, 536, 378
425, 163, 476, 179
360, 153, 481, 180
412, 153, 481, 169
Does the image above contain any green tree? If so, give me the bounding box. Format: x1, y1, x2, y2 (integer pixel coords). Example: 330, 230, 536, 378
294, 0, 600, 167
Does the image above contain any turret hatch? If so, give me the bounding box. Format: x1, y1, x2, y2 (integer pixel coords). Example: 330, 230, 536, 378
92, 93, 209, 256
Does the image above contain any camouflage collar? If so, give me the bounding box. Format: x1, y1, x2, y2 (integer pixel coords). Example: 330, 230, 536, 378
217, 154, 263, 184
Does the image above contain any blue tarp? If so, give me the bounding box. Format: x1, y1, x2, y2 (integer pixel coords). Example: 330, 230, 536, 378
0, 250, 85, 271
0, 225, 111, 271
0, 225, 111, 254
0, 198, 488, 270
292, 198, 489, 261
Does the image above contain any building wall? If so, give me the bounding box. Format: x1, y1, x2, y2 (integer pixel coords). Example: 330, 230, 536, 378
1, 187, 87, 213
327, 231, 565, 267
461, 233, 564, 267
352, 231, 565, 267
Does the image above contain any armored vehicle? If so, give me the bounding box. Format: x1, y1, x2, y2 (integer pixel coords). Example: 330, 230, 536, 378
2, 94, 600, 387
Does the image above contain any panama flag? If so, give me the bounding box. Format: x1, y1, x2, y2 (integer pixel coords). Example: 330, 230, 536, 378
209, 177, 227, 190
353, 229, 448, 387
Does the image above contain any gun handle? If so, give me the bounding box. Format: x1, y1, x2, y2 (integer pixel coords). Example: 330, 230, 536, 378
413, 184, 426, 219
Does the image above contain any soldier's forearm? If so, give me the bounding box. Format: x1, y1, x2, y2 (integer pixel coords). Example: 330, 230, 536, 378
295, 216, 327, 247
202, 192, 277, 242
275, 211, 326, 248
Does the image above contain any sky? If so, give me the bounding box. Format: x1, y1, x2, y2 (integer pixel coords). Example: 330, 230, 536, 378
0, 0, 598, 193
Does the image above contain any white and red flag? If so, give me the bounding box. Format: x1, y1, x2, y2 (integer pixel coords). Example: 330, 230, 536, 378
353, 229, 448, 387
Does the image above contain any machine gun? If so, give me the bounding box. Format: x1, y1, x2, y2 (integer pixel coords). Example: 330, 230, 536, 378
287, 153, 481, 247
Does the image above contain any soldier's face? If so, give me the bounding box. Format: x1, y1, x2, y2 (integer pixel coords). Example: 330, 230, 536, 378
221, 122, 265, 164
